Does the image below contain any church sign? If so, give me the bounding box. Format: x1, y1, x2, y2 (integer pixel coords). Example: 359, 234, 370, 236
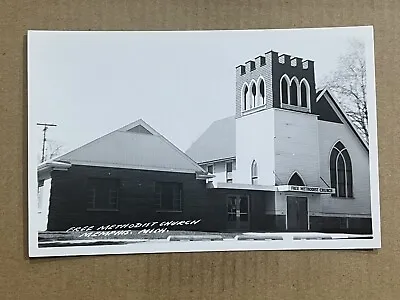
278, 185, 335, 194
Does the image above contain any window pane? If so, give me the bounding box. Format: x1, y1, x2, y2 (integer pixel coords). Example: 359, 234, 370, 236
259, 80, 265, 98
226, 162, 233, 173
290, 82, 298, 105
240, 197, 248, 213
243, 85, 248, 110
207, 165, 213, 174
281, 78, 288, 104
288, 173, 305, 186
87, 178, 119, 210
301, 83, 308, 107
346, 170, 353, 197
337, 154, 346, 197
335, 142, 345, 151
161, 184, 173, 210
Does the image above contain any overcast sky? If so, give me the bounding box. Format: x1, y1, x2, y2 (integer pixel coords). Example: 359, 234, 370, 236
28, 27, 374, 163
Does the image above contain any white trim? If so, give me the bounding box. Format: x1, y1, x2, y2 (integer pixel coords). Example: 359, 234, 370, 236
62, 161, 203, 175
311, 212, 371, 218
208, 182, 335, 194
198, 156, 236, 165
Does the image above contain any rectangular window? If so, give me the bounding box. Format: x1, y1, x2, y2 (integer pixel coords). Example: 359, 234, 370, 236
226, 162, 233, 173
87, 178, 119, 210
226, 161, 233, 183
207, 165, 214, 174
155, 182, 182, 211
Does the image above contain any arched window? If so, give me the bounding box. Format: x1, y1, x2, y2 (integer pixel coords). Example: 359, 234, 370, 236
290, 77, 299, 106
251, 81, 257, 108
288, 172, 305, 186
300, 79, 310, 108
258, 77, 265, 105
330, 142, 353, 197
251, 160, 258, 185
242, 84, 249, 111
280, 75, 290, 105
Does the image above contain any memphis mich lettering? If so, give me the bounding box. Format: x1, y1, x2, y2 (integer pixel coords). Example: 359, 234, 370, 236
66, 219, 202, 237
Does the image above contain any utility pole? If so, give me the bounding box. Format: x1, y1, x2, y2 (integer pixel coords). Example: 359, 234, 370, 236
37, 123, 57, 163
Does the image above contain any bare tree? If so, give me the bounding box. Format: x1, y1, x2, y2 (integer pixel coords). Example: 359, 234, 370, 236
46, 140, 63, 160
322, 39, 369, 144
37, 140, 63, 164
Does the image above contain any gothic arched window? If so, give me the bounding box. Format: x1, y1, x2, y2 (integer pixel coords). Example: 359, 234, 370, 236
280, 75, 290, 105
242, 84, 249, 111
251, 160, 258, 185
330, 142, 353, 197
290, 77, 299, 106
288, 172, 305, 186
258, 77, 265, 105
251, 81, 257, 108
300, 79, 310, 108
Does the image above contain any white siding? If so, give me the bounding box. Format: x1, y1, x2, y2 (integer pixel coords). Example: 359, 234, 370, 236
317, 120, 371, 216
37, 178, 51, 231
274, 109, 320, 186
235, 109, 275, 185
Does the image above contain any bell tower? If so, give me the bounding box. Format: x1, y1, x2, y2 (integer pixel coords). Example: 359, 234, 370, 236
234, 50, 320, 187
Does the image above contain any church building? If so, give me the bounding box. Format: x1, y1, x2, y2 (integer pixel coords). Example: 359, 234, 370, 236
37, 50, 372, 235
186, 50, 372, 234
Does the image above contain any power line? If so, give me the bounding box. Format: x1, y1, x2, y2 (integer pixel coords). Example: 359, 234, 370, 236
37, 123, 57, 163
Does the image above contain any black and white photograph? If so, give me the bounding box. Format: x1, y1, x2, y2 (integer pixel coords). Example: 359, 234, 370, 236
28, 26, 381, 258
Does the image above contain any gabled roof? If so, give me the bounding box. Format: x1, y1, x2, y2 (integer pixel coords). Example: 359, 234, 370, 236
185, 116, 236, 164
50, 119, 207, 175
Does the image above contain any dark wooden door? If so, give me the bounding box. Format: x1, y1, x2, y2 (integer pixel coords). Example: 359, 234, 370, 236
287, 196, 308, 231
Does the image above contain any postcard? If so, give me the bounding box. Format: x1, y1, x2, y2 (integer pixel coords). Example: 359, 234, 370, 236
28, 26, 381, 257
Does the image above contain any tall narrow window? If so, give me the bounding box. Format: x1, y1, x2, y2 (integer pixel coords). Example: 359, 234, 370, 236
290, 78, 299, 106
251, 81, 257, 108
280, 75, 290, 105
258, 78, 265, 105
330, 142, 353, 198
242, 84, 249, 111
251, 160, 258, 185
300, 79, 310, 108
226, 161, 233, 183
